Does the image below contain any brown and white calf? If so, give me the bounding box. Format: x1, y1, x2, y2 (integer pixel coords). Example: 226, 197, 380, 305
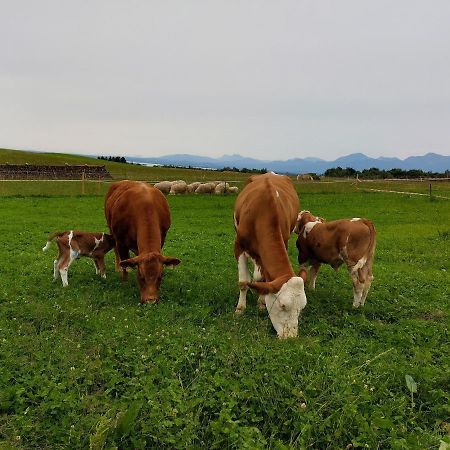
105, 180, 181, 304
295, 211, 376, 308
233, 173, 307, 338
43, 231, 115, 287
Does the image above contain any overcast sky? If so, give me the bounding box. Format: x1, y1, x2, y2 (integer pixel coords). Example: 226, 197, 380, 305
1, 1, 449, 160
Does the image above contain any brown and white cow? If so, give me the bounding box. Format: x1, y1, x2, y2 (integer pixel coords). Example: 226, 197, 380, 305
233, 173, 307, 338
43, 230, 115, 287
105, 180, 181, 304
295, 211, 376, 308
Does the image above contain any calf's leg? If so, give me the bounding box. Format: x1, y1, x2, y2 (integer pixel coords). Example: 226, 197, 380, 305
308, 262, 321, 290
95, 257, 107, 278
58, 255, 75, 287
350, 270, 364, 308
360, 262, 374, 306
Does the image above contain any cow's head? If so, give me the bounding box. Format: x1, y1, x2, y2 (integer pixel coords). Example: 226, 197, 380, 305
120, 252, 181, 304
247, 270, 307, 338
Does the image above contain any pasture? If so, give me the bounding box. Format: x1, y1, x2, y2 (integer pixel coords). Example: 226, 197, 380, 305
0, 179, 449, 449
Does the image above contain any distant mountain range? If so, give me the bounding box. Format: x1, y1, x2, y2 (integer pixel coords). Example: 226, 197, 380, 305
129, 152, 450, 174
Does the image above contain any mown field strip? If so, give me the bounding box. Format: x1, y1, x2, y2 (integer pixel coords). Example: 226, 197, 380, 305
360, 187, 450, 199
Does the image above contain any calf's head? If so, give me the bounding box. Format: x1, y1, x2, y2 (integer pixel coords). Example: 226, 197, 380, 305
294, 210, 323, 234
120, 252, 181, 304
103, 234, 116, 252
248, 271, 307, 338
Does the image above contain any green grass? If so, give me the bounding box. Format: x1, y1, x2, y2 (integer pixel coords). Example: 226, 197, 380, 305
0, 148, 252, 184
0, 186, 449, 449
2, 147, 450, 199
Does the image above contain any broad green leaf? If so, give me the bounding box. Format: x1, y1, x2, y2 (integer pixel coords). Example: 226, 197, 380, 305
405, 375, 417, 394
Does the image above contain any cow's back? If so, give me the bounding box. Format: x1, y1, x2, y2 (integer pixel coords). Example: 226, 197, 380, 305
235, 173, 299, 241
306, 219, 374, 264
105, 181, 170, 241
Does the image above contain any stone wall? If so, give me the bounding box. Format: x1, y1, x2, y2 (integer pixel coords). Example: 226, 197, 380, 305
0, 164, 112, 180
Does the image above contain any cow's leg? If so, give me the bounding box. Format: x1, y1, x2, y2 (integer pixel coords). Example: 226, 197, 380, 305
93, 258, 100, 275
235, 253, 251, 315
350, 270, 364, 308
252, 260, 266, 311
308, 262, 321, 290
360, 261, 374, 306
114, 246, 121, 272
58, 255, 75, 288
53, 259, 60, 281
117, 246, 130, 281
95, 257, 107, 278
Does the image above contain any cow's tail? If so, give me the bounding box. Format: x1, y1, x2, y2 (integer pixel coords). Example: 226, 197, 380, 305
42, 231, 65, 252
356, 219, 376, 282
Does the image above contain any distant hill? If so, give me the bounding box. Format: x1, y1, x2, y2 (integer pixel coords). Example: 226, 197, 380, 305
130, 152, 450, 174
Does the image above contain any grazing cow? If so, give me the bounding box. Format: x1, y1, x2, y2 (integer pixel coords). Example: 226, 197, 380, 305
153, 181, 172, 194
105, 180, 181, 304
233, 173, 307, 338
228, 186, 239, 194
295, 211, 376, 308
42, 231, 115, 287
195, 182, 215, 194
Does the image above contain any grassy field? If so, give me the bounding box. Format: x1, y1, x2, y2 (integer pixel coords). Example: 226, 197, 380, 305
2, 147, 450, 199
0, 177, 449, 449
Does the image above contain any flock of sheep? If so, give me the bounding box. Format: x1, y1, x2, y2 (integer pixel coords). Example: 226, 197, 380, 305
153, 180, 239, 195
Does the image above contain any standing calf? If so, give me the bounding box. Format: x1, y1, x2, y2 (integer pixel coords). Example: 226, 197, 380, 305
43, 231, 115, 287
295, 211, 376, 307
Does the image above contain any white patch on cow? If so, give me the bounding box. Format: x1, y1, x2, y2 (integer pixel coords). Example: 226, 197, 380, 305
302, 221, 320, 238
351, 218, 361, 222
60, 268, 69, 287
276, 190, 280, 198
68, 230, 79, 259
352, 255, 368, 272
265, 277, 307, 339
233, 213, 238, 228
90, 233, 104, 255
42, 241, 51, 252
53, 260, 59, 280
251, 258, 263, 281
235, 253, 251, 314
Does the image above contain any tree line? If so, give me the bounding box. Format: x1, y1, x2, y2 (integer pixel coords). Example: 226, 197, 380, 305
324, 167, 450, 179
97, 156, 127, 163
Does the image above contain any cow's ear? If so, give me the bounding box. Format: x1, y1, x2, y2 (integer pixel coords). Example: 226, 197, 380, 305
247, 281, 276, 295
120, 256, 140, 268
161, 256, 181, 268
248, 275, 291, 294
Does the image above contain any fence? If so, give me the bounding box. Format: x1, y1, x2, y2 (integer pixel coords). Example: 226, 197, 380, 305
0, 164, 112, 180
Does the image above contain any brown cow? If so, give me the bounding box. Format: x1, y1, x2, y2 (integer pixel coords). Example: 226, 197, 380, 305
105, 180, 181, 304
233, 173, 307, 338
43, 230, 115, 287
295, 211, 376, 308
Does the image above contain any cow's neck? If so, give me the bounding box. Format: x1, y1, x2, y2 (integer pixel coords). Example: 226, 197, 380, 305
258, 231, 295, 280
136, 223, 162, 254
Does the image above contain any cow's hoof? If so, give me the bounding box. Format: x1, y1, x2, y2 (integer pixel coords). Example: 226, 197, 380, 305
235, 308, 245, 315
